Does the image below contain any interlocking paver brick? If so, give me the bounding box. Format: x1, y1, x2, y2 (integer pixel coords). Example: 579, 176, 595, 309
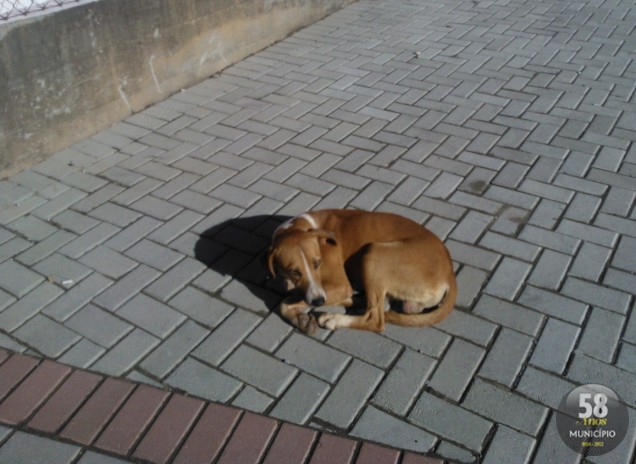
353, 406, 435, 454
0, 282, 63, 332
87, 202, 142, 228
112, 179, 167, 206
76, 246, 137, 280
65, 304, 133, 348
166, 357, 242, 402
142, 257, 205, 302
0, 431, 80, 464
116, 294, 185, 338
70, 185, 124, 214
0, 260, 44, 298
383, 323, 452, 358
410, 391, 492, 452
327, 330, 401, 368
518, 285, 588, 324
246, 313, 293, 352
168, 285, 233, 326
92, 264, 159, 311
223, 344, 298, 396
577, 307, 625, 362
31, 189, 87, 220
56, 339, 105, 369
473, 295, 544, 336
7, 215, 56, 241
315, 360, 383, 429
123, 239, 183, 273
56, 224, 118, 260
479, 231, 541, 262
464, 378, 548, 436
276, 333, 350, 383
516, 366, 577, 410
568, 353, 636, 408
478, 328, 533, 387
484, 256, 531, 300
0, 237, 30, 264
532, 414, 583, 464
231, 385, 273, 413
429, 338, 485, 401
13, 315, 81, 358
372, 348, 435, 416
89, 329, 159, 376
34, 252, 92, 284
269, 372, 329, 424
193, 308, 260, 365
101, 216, 161, 252
528, 249, 572, 290
532, 316, 580, 377
139, 320, 209, 379
483, 425, 536, 464
561, 277, 630, 314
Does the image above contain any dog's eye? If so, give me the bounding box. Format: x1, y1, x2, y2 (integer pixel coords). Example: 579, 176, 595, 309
289, 269, 302, 279
312, 259, 321, 269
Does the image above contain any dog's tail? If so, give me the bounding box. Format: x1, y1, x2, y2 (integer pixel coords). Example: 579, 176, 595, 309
384, 275, 457, 327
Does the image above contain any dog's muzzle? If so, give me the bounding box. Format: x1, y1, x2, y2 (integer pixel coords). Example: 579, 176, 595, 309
306, 286, 326, 307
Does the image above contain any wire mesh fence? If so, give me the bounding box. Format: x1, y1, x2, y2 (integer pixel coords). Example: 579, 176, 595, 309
1, 0, 81, 20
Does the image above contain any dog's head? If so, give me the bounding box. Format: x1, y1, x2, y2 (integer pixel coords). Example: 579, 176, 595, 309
266, 229, 337, 307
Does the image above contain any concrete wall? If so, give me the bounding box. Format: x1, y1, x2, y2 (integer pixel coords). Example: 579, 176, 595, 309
0, 0, 353, 177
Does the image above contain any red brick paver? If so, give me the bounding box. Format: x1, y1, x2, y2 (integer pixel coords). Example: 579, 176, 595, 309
28, 369, 102, 433
60, 377, 134, 445
0, 360, 70, 425
403, 452, 447, 464
263, 423, 318, 464
95, 384, 169, 455
172, 403, 241, 464
0, 348, 9, 365
133, 394, 205, 464
0, 351, 444, 464
309, 433, 359, 464
356, 442, 401, 464
217, 412, 279, 464
0, 353, 38, 400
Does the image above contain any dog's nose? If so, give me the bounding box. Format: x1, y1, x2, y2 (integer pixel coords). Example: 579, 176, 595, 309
311, 296, 326, 307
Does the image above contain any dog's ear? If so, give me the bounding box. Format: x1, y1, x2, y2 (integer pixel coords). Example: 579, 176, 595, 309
310, 229, 338, 246
265, 246, 277, 277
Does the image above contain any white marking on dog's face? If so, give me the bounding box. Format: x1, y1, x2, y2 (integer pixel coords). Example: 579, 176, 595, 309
300, 213, 318, 229
300, 249, 326, 306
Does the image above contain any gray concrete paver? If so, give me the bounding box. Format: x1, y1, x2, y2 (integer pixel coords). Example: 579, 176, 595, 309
2, 0, 636, 460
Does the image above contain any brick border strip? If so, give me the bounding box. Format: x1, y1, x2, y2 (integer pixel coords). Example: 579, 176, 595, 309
0, 349, 444, 464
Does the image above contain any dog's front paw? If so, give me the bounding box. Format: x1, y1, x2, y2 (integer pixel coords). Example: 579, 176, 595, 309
297, 313, 318, 335
318, 313, 338, 331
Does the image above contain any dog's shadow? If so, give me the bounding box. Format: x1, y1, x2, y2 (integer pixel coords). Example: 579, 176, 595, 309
193, 214, 290, 315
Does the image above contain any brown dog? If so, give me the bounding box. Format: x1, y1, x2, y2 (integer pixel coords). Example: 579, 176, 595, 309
266, 209, 456, 334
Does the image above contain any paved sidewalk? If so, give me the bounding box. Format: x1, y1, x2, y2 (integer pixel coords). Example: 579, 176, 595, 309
0, 348, 441, 464
1, 0, 636, 462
